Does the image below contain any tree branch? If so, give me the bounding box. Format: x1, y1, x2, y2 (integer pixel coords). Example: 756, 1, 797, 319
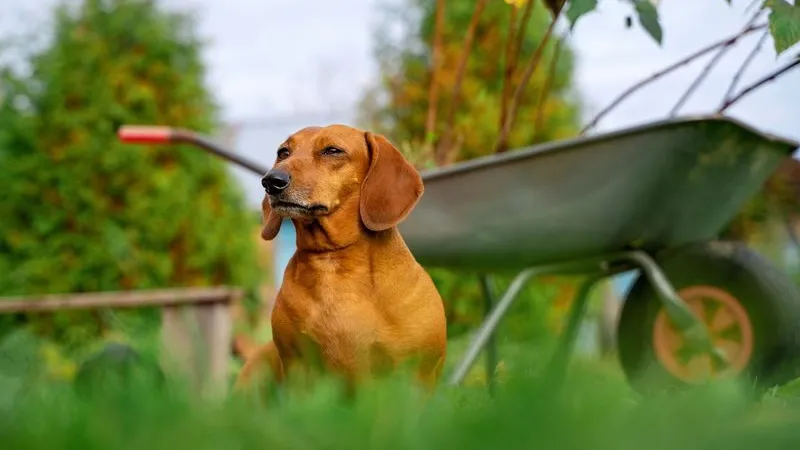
721, 29, 769, 107
534, 38, 563, 141
500, 0, 536, 133
495, 2, 564, 154
718, 56, 800, 113
580, 23, 767, 135
424, 0, 447, 146
513, 0, 537, 62
435, 0, 489, 165
744, 0, 764, 16
499, 5, 518, 133
669, 10, 764, 117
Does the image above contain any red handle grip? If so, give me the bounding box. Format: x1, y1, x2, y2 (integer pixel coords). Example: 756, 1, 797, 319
117, 125, 175, 144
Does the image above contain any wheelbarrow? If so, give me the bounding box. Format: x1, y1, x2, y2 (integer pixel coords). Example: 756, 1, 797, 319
118, 115, 800, 393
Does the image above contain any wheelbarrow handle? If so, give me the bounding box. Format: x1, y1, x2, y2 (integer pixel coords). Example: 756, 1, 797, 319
116, 124, 269, 176
117, 125, 176, 144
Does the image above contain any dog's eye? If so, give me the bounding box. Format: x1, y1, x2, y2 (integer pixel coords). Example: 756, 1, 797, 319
321, 146, 344, 156
277, 148, 290, 160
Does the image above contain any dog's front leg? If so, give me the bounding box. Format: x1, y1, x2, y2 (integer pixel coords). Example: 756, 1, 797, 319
233, 340, 284, 403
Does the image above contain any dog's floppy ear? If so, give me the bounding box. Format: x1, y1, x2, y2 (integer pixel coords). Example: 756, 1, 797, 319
260, 196, 283, 241
360, 132, 424, 231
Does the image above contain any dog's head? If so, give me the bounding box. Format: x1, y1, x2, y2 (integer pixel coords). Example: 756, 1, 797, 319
259, 125, 423, 240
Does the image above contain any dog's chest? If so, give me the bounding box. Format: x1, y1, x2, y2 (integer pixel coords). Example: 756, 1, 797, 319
279, 270, 382, 340
273, 252, 431, 369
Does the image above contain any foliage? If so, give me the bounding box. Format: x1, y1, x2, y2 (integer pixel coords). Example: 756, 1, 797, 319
5, 343, 800, 450
728, 159, 800, 271
767, 0, 800, 54
566, 0, 800, 54
431, 270, 561, 341
0, 0, 261, 357
631, 0, 663, 45
565, 0, 597, 29
360, 0, 581, 166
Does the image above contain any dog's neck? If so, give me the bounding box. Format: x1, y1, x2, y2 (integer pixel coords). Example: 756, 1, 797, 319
291, 216, 364, 252
290, 218, 410, 278
290, 210, 402, 254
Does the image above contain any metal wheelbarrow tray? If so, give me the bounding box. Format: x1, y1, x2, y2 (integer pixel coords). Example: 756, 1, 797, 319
118, 115, 800, 394
402, 116, 794, 271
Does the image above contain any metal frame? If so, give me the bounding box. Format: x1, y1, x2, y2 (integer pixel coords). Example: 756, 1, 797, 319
447, 250, 724, 386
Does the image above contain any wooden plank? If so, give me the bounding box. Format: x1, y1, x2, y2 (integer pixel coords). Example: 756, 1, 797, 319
160, 298, 236, 397
0, 286, 241, 313
161, 305, 203, 392
196, 300, 234, 396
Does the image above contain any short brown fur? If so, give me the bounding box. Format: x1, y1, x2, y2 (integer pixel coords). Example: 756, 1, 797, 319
235, 125, 447, 396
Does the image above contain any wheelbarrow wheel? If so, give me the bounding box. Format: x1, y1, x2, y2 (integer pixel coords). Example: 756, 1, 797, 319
617, 241, 800, 394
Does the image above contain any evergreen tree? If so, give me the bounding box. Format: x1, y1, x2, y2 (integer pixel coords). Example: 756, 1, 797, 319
0, 0, 261, 353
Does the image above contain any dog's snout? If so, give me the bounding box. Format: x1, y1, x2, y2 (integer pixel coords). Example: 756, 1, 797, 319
262, 169, 291, 195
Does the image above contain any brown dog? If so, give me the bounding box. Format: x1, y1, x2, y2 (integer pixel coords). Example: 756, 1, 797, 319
235, 125, 447, 397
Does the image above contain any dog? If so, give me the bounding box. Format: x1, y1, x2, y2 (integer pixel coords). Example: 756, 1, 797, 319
235, 125, 447, 398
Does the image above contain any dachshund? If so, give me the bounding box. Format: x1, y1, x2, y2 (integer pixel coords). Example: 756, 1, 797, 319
235, 125, 447, 398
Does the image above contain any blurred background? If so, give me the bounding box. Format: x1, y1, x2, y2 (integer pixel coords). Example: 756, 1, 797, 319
0, 0, 799, 390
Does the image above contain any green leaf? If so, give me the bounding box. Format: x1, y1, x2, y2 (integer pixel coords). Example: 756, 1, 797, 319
766, 0, 800, 55
566, 0, 598, 29
633, 0, 663, 45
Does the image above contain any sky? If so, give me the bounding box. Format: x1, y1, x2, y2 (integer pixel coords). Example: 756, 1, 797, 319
1, 0, 799, 209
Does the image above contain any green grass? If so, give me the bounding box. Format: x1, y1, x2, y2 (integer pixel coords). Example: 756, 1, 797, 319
3, 336, 800, 450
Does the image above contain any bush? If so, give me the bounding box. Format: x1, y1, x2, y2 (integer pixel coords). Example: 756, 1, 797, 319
0, 0, 261, 361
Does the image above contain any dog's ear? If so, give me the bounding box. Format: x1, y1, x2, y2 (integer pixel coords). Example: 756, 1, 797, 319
260, 196, 283, 241
360, 132, 424, 231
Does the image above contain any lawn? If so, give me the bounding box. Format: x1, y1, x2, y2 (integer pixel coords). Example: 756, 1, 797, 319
2, 332, 800, 450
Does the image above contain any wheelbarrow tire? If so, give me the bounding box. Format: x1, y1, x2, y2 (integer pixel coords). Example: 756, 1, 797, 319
617, 240, 800, 394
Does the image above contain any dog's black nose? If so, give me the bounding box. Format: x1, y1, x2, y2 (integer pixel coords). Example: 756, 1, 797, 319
262, 169, 291, 195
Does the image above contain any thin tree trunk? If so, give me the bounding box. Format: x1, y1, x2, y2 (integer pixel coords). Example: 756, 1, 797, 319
534, 38, 563, 141
499, 5, 518, 134
425, 0, 447, 147
495, 3, 563, 154
435, 0, 489, 166
500, 0, 536, 134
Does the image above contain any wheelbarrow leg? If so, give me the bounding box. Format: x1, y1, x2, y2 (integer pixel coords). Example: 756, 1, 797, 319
543, 274, 605, 388
448, 268, 537, 386
479, 274, 498, 395
622, 251, 727, 366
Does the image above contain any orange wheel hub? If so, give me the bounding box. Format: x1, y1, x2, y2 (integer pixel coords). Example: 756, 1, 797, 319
652, 285, 754, 383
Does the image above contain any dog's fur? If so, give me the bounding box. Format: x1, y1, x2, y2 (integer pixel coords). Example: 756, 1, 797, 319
235, 125, 447, 396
